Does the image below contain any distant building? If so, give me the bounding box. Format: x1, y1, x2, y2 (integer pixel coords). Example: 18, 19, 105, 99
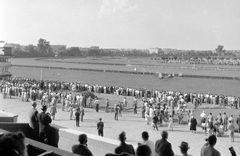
0, 42, 13, 56
0, 41, 4, 55
0, 41, 12, 78
51, 45, 66, 55
102, 48, 120, 55
90, 46, 100, 49
149, 48, 158, 54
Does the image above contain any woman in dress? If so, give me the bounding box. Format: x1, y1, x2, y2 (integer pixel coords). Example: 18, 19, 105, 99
190, 116, 197, 133
168, 115, 173, 131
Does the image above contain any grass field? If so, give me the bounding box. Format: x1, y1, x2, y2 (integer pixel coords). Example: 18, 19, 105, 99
11, 58, 240, 77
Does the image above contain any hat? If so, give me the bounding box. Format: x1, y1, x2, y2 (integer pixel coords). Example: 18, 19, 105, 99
32, 102, 37, 107
41, 105, 47, 111
99, 118, 102, 120
179, 142, 190, 149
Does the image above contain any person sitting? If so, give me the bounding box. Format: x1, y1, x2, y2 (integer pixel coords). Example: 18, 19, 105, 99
115, 131, 135, 155
0, 131, 26, 156
72, 134, 93, 156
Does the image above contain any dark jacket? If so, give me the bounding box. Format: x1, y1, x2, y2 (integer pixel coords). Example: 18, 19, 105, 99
97, 121, 104, 131
190, 117, 197, 131
72, 144, 93, 156
75, 111, 80, 120
38, 112, 52, 133
115, 143, 135, 155
29, 108, 38, 129
155, 138, 174, 156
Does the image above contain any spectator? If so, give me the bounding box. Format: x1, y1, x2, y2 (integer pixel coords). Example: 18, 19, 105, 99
97, 118, 104, 137
75, 107, 80, 127
72, 134, 93, 156
222, 112, 228, 131
152, 113, 159, 131
80, 106, 85, 122
29, 101, 39, 140
228, 121, 235, 142
136, 145, 151, 156
94, 97, 100, 112
190, 115, 197, 133
133, 97, 138, 114
114, 103, 119, 120
201, 135, 221, 156
179, 141, 192, 156
140, 131, 155, 156
228, 115, 234, 123
49, 103, 57, 120
105, 99, 109, 113
168, 115, 173, 131
0, 131, 26, 156
115, 131, 135, 155
155, 131, 174, 156
229, 147, 237, 156
237, 115, 240, 133
37, 105, 52, 144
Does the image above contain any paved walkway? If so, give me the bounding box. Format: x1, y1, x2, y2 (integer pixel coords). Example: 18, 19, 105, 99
0, 94, 239, 156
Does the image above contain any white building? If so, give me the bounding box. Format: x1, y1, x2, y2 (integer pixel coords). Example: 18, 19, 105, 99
149, 48, 158, 54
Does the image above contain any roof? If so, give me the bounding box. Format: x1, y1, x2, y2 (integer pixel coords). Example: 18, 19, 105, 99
0, 42, 5, 48
0, 42, 13, 48
4, 43, 13, 48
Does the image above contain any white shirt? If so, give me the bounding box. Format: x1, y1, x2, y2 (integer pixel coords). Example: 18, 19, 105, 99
143, 140, 155, 156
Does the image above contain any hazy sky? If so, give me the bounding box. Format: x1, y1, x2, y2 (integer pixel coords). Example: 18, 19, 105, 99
1, 0, 240, 50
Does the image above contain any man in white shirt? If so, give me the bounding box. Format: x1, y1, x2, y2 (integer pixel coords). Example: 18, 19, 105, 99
200, 111, 207, 119
140, 131, 155, 156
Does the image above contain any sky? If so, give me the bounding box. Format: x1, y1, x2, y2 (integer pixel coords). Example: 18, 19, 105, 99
1, 0, 240, 50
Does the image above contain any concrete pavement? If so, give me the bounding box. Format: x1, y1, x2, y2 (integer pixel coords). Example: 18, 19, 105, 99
0, 94, 239, 156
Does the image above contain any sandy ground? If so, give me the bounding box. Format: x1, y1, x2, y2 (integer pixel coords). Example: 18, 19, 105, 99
0, 94, 239, 156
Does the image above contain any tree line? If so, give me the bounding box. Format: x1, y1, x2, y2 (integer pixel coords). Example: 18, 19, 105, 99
9, 39, 239, 58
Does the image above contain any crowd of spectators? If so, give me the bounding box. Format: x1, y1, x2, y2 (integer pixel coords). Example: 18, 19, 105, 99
159, 58, 240, 66
1, 77, 239, 110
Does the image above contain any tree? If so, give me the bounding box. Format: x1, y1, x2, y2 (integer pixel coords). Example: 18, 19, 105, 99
88, 48, 100, 56
158, 48, 164, 55
37, 38, 54, 56
66, 47, 82, 56
215, 45, 225, 55
26, 45, 41, 57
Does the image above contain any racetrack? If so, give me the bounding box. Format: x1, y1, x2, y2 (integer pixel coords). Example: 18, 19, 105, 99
9, 57, 240, 96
